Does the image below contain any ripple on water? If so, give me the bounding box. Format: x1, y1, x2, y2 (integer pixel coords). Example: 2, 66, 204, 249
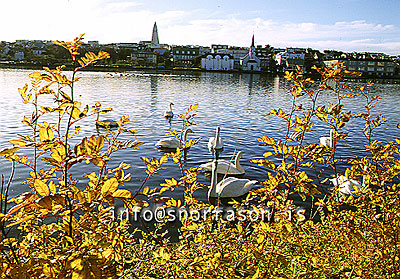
0, 69, 399, 202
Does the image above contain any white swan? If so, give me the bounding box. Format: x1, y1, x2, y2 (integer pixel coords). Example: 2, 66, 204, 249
208, 159, 257, 199
330, 166, 368, 197
164, 102, 174, 119
208, 126, 223, 154
320, 129, 333, 147
96, 112, 119, 129
200, 151, 245, 175
155, 128, 193, 149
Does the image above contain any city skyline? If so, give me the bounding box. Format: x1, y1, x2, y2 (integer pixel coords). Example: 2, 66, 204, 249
1, 0, 399, 55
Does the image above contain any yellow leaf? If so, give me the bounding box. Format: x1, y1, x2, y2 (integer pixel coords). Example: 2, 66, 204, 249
257, 136, 276, 146
71, 107, 81, 120
49, 181, 56, 194
0, 147, 19, 156
101, 178, 118, 196
51, 145, 65, 163
34, 179, 49, 196
188, 104, 199, 112
6, 201, 31, 217
6, 215, 36, 228
88, 135, 99, 155
71, 258, 84, 271
112, 189, 133, 199
42, 264, 55, 278
22, 116, 31, 126
39, 127, 54, 142
257, 234, 265, 244
18, 84, 28, 98
9, 139, 26, 146
29, 72, 42, 80
97, 135, 105, 150
102, 248, 113, 260
89, 157, 105, 167
160, 156, 168, 165
263, 152, 273, 158
252, 267, 261, 279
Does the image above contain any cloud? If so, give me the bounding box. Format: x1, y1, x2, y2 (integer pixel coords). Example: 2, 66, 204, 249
0, 1, 398, 55
158, 17, 399, 55
103, 1, 143, 12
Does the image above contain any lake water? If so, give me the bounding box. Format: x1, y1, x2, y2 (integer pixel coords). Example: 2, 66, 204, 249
1, 68, 399, 204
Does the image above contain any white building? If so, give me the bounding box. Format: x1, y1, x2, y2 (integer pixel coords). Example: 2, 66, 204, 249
275, 48, 306, 72
240, 35, 261, 72
201, 54, 234, 70
215, 48, 248, 70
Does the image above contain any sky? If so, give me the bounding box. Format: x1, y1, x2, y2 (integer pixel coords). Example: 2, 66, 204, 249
1, 0, 399, 55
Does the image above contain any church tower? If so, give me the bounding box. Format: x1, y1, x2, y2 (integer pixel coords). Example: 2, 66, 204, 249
151, 22, 159, 45
249, 34, 256, 60
240, 33, 261, 72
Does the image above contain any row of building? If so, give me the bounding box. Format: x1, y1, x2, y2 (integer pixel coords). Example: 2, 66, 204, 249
1, 22, 399, 77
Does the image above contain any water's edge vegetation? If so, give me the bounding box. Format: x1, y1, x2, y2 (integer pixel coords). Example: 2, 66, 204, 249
0, 35, 400, 278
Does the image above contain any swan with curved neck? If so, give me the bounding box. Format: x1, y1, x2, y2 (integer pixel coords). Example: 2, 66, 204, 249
330, 166, 368, 197
320, 128, 333, 147
164, 102, 174, 119
200, 151, 245, 175
208, 159, 257, 200
208, 126, 223, 154
155, 128, 193, 149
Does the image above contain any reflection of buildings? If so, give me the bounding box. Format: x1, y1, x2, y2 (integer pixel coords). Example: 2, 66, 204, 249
240, 73, 260, 94
274, 76, 280, 94
150, 75, 158, 94
200, 71, 234, 82
150, 75, 159, 109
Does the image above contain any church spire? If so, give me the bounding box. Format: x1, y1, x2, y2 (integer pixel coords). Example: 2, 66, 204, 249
249, 34, 256, 60
152, 22, 159, 44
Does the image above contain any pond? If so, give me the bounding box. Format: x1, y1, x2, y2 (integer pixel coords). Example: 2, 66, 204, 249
0, 69, 399, 205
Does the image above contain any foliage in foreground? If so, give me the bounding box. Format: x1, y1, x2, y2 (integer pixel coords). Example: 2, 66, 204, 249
123, 65, 400, 279
0, 35, 399, 279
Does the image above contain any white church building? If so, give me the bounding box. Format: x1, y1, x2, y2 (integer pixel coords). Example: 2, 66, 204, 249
240, 35, 261, 72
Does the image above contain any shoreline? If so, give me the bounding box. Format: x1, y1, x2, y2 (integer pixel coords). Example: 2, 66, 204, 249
1, 62, 399, 83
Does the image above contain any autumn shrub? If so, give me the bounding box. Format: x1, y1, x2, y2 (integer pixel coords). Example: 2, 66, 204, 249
122, 64, 400, 279
0, 35, 399, 279
0, 34, 149, 278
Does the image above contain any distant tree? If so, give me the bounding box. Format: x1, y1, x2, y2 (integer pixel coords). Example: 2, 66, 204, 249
193, 55, 202, 68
